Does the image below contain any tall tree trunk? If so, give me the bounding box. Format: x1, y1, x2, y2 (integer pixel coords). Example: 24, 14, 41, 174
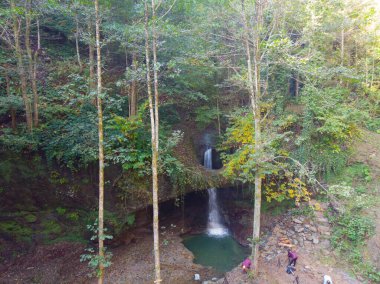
130, 53, 138, 116
144, 1, 161, 282
25, 0, 39, 127
94, 0, 105, 282
32, 50, 39, 127
88, 20, 96, 96
11, 0, 33, 131
151, 0, 159, 151
37, 19, 40, 50
341, 27, 344, 66
5, 74, 17, 131
242, 0, 263, 273
75, 14, 83, 72
216, 96, 221, 136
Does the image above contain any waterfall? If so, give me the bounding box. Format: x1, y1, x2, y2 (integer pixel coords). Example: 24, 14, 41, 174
204, 147, 228, 237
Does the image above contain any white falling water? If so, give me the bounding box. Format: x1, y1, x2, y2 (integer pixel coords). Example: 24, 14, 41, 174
204, 147, 229, 237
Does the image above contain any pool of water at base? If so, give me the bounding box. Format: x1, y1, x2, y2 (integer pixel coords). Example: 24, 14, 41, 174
182, 233, 250, 273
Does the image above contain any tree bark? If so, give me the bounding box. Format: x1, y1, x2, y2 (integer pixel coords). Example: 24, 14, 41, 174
11, 0, 33, 131
88, 20, 96, 98
37, 19, 40, 50
341, 27, 344, 66
144, 1, 161, 282
5, 74, 17, 131
130, 53, 138, 116
25, 0, 39, 127
151, 0, 159, 151
242, 0, 263, 273
75, 14, 83, 72
94, 0, 105, 282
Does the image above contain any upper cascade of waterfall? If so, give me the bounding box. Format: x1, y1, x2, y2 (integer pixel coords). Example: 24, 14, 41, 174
204, 147, 213, 170
204, 147, 229, 237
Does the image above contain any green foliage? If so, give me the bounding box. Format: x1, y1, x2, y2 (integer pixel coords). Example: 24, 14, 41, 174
330, 214, 374, 248
66, 212, 80, 222
329, 210, 379, 281
41, 105, 98, 169
261, 199, 293, 216
56, 207, 67, 216
126, 214, 135, 226
194, 105, 221, 129
220, 109, 311, 203
80, 220, 113, 277
24, 214, 37, 223
295, 86, 363, 176
0, 129, 39, 152
290, 204, 315, 218
0, 94, 23, 116
326, 159, 379, 281
0, 221, 33, 243
219, 109, 255, 181
327, 163, 372, 185
106, 113, 151, 176
41, 220, 62, 237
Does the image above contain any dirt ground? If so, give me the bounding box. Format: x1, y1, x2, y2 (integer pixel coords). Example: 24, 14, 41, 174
0, 223, 217, 284
0, 222, 358, 284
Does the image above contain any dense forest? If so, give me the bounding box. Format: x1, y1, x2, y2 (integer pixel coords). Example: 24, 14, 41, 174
0, 0, 379, 283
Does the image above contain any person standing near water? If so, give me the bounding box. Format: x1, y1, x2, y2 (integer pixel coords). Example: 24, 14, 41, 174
241, 258, 252, 273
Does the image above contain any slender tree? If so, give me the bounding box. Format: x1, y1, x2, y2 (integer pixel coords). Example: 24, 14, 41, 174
130, 53, 138, 116
144, 0, 161, 282
241, 0, 264, 272
11, 0, 33, 131
25, 0, 39, 127
5, 73, 17, 131
75, 13, 83, 72
88, 19, 96, 95
94, 0, 105, 282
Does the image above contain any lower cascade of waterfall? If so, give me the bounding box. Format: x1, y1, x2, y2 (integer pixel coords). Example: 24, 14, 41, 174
204, 147, 228, 237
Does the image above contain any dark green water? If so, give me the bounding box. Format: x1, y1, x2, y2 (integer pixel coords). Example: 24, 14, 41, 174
182, 234, 249, 273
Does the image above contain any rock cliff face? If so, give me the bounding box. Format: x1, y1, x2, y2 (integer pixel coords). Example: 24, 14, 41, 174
0, 126, 229, 253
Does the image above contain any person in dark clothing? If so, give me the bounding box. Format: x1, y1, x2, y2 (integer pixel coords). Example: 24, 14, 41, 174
288, 249, 298, 266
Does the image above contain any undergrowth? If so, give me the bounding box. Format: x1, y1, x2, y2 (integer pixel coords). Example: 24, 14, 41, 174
326, 163, 380, 282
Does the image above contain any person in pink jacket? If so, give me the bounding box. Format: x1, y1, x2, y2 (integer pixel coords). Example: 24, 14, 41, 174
241, 258, 252, 273
288, 249, 298, 266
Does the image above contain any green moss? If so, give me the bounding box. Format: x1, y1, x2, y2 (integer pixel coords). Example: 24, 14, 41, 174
65, 211, 79, 222
24, 214, 37, 223
56, 207, 67, 215
0, 221, 33, 242
41, 220, 61, 237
